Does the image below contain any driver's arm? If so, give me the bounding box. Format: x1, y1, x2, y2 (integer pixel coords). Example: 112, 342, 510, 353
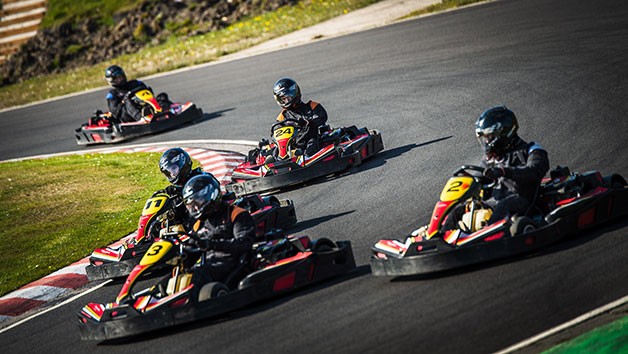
306, 104, 327, 127
107, 92, 125, 119
506, 149, 549, 184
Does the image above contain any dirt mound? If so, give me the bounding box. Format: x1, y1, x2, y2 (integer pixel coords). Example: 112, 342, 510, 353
0, 0, 295, 86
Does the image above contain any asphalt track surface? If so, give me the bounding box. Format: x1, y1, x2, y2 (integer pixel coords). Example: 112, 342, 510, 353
2, 0, 628, 352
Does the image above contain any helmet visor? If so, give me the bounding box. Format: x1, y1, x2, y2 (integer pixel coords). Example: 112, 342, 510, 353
184, 196, 206, 218
106, 75, 125, 86
163, 164, 181, 183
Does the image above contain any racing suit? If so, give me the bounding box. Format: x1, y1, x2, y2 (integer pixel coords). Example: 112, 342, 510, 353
188, 203, 256, 283
482, 137, 550, 224
107, 79, 150, 123
276, 100, 328, 157
442, 137, 549, 231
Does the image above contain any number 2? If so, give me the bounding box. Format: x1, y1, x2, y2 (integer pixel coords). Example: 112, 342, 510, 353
447, 181, 463, 192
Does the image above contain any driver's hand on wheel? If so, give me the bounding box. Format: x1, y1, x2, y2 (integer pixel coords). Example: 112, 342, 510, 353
483, 166, 506, 180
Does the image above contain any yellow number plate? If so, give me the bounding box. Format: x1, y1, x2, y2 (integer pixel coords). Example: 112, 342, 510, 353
136, 89, 154, 100
142, 195, 168, 216
440, 176, 473, 202
274, 126, 295, 140
140, 241, 173, 265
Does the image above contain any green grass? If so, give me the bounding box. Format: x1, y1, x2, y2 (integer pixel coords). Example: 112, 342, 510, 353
543, 316, 628, 354
0, 152, 202, 297
41, 0, 145, 28
0, 0, 379, 109
399, 0, 488, 19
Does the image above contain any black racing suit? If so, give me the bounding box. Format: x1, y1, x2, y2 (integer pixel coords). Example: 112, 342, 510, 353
276, 100, 328, 156
483, 137, 550, 224
442, 137, 549, 231
107, 80, 150, 123
188, 203, 256, 283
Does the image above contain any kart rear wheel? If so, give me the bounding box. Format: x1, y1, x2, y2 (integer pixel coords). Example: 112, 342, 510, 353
198, 282, 229, 302
510, 216, 535, 237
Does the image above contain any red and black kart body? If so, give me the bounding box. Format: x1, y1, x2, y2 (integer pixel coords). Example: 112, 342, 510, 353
225, 122, 383, 196
370, 165, 628, 276
74, 89, 202, 145
85, 192, 297, 281
77, 234, 355, 341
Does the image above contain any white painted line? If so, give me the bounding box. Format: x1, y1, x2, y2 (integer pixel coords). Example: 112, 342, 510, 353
0, 280, 112, 334
48, 263, 88, 276
1, 286, 70, 302
2, 0, 46, 11
203, 161, 243, 171
0, 139, 256, 164
495, 293, 628, 354
2, 8, 45, 22
0, 30, 37, 44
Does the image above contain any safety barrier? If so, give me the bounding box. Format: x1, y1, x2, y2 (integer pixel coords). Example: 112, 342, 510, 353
0, 0, 46, 63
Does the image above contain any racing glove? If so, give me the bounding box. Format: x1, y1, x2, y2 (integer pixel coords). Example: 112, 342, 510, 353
483, 166, 506, 180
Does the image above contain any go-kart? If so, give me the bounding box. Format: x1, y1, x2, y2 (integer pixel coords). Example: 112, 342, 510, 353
370, 165, 628, 276
85, 191, 297, 281
78, 228, 355, 341
74, 86, 202, 145
225, 119, 383, 196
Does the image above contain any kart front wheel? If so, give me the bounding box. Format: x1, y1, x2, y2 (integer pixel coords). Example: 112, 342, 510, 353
198, 282, 229, 302
510, 216, 535, 237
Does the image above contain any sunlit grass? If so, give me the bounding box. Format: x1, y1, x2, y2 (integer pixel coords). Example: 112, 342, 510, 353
0, 0, 378, 109
0, 152, 202, 297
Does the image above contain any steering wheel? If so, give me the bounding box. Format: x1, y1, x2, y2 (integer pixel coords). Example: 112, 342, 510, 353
453, 165, 496, 186
453, 165, 485, 177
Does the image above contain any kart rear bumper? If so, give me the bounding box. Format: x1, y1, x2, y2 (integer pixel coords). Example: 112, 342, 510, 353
74, 103, 202, 145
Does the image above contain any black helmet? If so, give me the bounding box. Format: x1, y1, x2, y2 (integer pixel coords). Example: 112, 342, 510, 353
105, 65, 127, 87
475, 106, 519, 156
273, 78, 301, 108
159, 148, 193, 187
183, 175, 222, 219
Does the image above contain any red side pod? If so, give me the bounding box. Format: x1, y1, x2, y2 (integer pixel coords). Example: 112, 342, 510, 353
91, 134, 103, 142
427, 200, 455, 236
308, 264, 315, 281
136, 213, 155, 243
578, 208, 596, 228
273, 271, 296, 292
484, 232, 505, 241
255, 220, 266, 237
361, 146, 368, 158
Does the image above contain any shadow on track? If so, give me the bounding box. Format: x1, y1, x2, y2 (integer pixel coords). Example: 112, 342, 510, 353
264, 136, 453, 194
98, 265, 371, 345
190, 107, 234, 125
388, 217, 628, 282
287, 210, 355, 234
354, 135, 453, 174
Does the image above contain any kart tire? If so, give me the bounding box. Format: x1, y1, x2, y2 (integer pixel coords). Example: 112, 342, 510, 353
311, 238, 336, 252
198, 282, 230, 302
510, 216, 535, 237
